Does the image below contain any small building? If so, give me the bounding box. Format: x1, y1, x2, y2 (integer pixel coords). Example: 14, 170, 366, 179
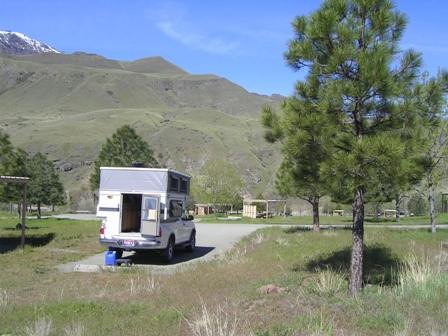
332, 209, 344, 216
243, 199, 287, 219
194, 204, 214, 216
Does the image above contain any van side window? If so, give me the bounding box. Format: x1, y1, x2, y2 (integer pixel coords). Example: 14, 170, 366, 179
180, 179, 188, 193
168, 200, 183, 218
170, 176, 179, 192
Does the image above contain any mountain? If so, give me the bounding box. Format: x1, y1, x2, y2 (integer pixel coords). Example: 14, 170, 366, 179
0, 43, 283, 209
0, 31, 59, 55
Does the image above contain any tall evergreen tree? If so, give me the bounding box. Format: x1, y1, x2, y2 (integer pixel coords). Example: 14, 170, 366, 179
28, 153, 65, 218
90, 125, 158, 191
285, 0, 421, 295
413, 72, 448, 232
262, 77, 332, 231
0, 130, 16, 177
0, 131, 29, 209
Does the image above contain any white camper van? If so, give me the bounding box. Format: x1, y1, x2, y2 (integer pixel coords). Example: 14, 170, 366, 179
97, 167, 195, 263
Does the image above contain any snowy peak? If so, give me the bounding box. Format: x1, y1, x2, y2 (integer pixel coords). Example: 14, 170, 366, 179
0, 30, 59, 55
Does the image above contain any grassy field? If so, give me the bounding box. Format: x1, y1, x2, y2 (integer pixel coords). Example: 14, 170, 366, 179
197, 213, 448, 226
1, 212, 447, 335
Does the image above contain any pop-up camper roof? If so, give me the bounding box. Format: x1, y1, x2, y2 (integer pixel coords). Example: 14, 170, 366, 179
99, 167, 190, 194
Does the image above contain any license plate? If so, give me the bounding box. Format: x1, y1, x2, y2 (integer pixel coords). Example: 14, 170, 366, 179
122, 240, 135, 247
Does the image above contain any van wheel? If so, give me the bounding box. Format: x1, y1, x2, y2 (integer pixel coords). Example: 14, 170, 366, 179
186, 231, 195, 253
163, 237, 175, 263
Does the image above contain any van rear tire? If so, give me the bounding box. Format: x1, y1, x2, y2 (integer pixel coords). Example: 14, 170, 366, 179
163, 237, 175, 263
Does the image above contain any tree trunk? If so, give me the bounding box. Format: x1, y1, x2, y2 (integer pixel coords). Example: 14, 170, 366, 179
395, 195, 400, 223
311, 197, 320, 232
349, 186, 364, 296
373, 203, 379, 222
428, 181, 436, 233
17, 202, 21, 218
37, 202, 41, 219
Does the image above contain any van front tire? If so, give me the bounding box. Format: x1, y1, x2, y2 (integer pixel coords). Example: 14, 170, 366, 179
163, 237, 175, 263
186, 231, 195, 253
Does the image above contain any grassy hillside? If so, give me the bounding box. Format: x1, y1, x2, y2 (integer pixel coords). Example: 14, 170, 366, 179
0, 53, 282, 208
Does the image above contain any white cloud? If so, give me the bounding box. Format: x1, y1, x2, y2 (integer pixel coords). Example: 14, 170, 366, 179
146, 2, 239, 55
156, 20, 239, 55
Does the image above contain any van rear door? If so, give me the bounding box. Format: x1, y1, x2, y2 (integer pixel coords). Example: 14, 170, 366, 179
140, 195, 160, 236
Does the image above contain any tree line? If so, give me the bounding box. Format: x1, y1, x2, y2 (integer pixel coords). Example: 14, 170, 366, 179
0, 131, 65, 217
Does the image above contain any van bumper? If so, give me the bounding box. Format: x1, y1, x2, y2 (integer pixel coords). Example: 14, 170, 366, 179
99, 238, 163, 250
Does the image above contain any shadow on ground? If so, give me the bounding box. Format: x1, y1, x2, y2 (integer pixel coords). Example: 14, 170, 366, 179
3, 226, 48, 231
0, 233, 55, 254
295, 244, 401, 286
123, 246, 216, 266
284, 226, 351, 234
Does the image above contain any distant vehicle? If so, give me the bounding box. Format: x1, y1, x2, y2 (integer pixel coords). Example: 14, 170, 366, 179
96, 167, 195, 263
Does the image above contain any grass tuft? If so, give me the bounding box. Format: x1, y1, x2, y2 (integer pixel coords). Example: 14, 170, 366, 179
128, 274, 158, 295
24, 317, 52, 336
0, 288, 7, 308
311, 268, 345, 295
63, 322, 84, 336
252, 233, 265, 245
186, 301, 244, 336
399, 254, 439, 290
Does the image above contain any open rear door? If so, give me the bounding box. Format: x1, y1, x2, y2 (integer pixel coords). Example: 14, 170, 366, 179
140, 195, 160, 236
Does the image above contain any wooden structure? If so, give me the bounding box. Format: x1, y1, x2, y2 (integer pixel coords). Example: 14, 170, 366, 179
442, 193, 448, 213
0, 175, 29, 249
243, 199, 287, 219
332, 209, 345, 216
194, 204, 214, 216
383, 209, 396, 218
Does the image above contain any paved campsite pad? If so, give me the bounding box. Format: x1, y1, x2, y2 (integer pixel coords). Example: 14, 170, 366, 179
57, 223, 270, 274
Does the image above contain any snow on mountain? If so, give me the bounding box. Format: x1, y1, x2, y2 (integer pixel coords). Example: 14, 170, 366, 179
0, 30, 60, 55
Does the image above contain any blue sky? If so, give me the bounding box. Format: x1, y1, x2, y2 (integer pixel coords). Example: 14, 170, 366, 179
1, 0, 447, 96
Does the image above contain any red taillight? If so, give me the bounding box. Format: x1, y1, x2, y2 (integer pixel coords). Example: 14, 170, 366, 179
100, 220, 106, 235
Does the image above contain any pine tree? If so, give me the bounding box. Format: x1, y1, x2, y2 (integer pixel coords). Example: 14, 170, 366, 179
262, 77, 332, 231
285, 0, 421, 295
28, 153, 65, 218
413, 72, 448, 232
0, 131, 29, 210
90, 125, 158, 191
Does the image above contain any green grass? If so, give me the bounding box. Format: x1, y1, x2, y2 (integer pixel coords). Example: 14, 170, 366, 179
196, 213, 448, 226
1, 212, 447, 335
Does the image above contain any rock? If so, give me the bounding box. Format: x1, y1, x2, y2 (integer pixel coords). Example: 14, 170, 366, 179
257, 284, 285, 294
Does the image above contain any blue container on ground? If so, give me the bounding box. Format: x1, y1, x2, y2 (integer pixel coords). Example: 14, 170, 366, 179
105, 251, 117, 266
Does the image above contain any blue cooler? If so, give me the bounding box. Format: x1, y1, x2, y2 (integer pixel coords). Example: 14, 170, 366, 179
105, 251, 117, 266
